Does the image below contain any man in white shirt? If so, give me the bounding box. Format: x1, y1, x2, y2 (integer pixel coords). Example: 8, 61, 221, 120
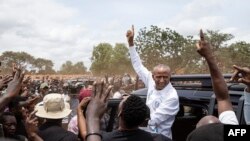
126, 25, 179, 139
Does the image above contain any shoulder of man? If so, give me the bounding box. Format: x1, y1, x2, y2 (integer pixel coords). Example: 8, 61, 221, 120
151, 133, 172, 141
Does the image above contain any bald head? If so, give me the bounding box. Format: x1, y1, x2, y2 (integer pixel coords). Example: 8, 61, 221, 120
153, 64, 171, 74
196, 115, 220, 128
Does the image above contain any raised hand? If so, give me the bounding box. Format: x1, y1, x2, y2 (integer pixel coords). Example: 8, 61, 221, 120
78, 97, 91, 110
86, 80, 113, 119
12, 63, 18, 77
126, 25, 134, 47
196, 29, 213, 58
6, 68, 24, 97
0, 75, 13, 90
230, 65, 250, 91
25, 110, 43, 141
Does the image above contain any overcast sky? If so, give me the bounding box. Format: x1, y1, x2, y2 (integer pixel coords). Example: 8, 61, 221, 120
0, 0, 250, 70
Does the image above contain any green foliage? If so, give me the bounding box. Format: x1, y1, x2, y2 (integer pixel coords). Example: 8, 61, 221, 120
134, 25, 199, 73
59, 61, 87, 74
89, 43, 133, 76
228, 41, 250, 67
205, 30, 234, 51
90, 43, 113, 75
110, 43, 133, 74
34, 58, 55, 74
1, 26, 250, 75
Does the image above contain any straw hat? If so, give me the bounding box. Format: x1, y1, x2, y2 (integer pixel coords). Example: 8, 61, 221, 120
35, 93, 71, 119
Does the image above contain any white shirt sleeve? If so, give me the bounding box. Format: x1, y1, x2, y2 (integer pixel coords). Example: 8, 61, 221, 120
129, 46, 151, 87
244, 88, 250, 125
219, 110, 239, 125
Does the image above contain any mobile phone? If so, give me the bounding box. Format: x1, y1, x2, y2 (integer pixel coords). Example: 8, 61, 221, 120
0, 124, 4, 137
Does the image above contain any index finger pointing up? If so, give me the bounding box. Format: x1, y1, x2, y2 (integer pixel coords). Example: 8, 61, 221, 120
132, 25, 134, 34
200, 29, 204, 41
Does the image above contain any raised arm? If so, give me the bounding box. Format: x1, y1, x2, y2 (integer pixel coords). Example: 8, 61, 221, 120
25, 110, 43, 141
0, 68, 24, 111
85, 81, 112, 141
0, 75, 12, 91
126, 25, 150, 86
196, 29, 232, 115
77, 97, 91, 139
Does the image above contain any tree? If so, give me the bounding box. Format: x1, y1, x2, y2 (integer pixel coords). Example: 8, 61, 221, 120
60, 61, 73, 74
0, 51, 35, 73
198, 30, 234, 73
134, 25, 197, 73
33, 58, 55, 74
227, 41, 250, 69
90, 43, 113, 75
110, 43, 133, 75
205, 30, 234, 51
73, 62, 87, 74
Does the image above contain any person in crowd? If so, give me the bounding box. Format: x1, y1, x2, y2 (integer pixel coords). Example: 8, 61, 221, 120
230, 65, 250, 125
134, 75, 145, 90
0, 112, 27, 141
186, 30, 238, 141
78, 84, 92, 102
126, 25, 179, 139
0, 67, 24, 111
84, 81, 154, 141
39, 83, 49, 98
24, 110, 43, 141
68, 86, 80, 122
112, 82, 123, 99
35, 93, 78, 141
68, 89, 92, 135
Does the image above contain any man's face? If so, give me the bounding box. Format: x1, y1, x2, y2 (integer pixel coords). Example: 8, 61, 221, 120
3, 115, 17, 136
152, 67, 170, 90
41, 87, 49, 95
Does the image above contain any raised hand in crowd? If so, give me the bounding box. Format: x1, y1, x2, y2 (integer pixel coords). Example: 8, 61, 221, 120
196, 29, 233, 115
0, 67, 24, 110
126, 25, 134, 47
230, 65, 250, 125
77, 97, 91, 139
24, 110, 43, 141
6, 67, 24, 97
85, 81, 112, 141
11, 63, 18, 77
230, 65, 250, 92
23, 76, 31, 85
187, 29, 239, 141
20, 95, 41, 112
0, 75, 13, 90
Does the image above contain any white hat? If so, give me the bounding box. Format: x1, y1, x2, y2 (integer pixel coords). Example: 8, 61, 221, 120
35, 93, 71, 119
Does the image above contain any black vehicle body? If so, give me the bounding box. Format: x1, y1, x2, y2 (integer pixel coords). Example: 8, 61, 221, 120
105, 74, 246, 141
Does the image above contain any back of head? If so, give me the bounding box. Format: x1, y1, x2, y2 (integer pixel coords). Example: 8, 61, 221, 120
187, 123, 224, 141
196, 115, 220, 128
122, 95, 149, 128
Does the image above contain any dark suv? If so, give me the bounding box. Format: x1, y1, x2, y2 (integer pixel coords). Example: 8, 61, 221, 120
106, 74, 246, 141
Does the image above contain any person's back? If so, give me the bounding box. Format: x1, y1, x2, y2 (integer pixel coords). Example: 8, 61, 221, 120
38, 120, 78, 141
102, 129, 153, 141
